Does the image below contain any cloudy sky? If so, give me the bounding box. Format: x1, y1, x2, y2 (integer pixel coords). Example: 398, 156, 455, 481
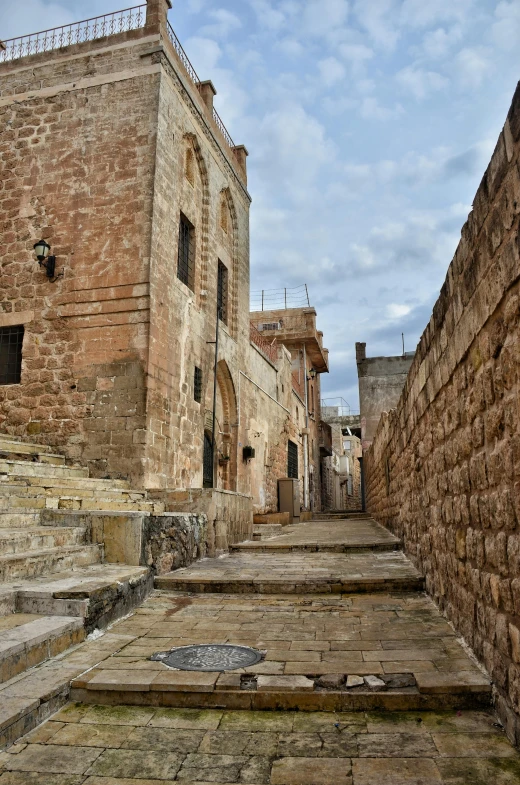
3, 0, 520, 409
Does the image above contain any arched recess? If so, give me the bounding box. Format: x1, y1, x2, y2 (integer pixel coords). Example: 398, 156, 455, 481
215, 359, 238, 491
183, 132, 210, 303
219, 187, 240, 339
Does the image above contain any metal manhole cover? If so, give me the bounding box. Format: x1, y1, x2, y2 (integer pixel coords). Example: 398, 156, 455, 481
150, 644, 263, 671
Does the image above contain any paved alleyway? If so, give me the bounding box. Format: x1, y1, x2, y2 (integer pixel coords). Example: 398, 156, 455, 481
1, 517, 520, 784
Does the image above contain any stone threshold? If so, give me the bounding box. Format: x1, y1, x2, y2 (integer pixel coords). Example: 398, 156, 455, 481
231, 542, 401, 554
154, 576, 426, 594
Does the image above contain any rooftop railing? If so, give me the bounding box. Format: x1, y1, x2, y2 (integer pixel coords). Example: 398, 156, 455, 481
0, 6, 146, 63
0, 6, 236, 152
166, 21, 235, 149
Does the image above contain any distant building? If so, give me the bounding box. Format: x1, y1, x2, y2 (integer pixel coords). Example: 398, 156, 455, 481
356, 343, 415, 449
320, 403, 362, 511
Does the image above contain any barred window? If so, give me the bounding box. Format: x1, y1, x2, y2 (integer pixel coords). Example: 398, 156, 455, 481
287, 440, 298, 480
0, 325, 24, 385
194, 366, 203, 403
177, 212, 195, 290
217, 260, 228, 325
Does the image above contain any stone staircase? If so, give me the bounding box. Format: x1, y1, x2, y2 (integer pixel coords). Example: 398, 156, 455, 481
0, 434, 159, 744
0, 434, 163, 585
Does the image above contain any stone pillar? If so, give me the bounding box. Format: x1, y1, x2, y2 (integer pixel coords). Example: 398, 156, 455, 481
232, 145, 249, 179
355, 342, 366, 363
198, 81, 217, 112
145, 0, 172, 34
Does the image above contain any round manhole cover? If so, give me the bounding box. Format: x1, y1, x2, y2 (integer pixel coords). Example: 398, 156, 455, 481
150, 644, 263, 671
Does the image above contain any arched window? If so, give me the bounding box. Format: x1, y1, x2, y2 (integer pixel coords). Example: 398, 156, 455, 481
185, 147, 195, 186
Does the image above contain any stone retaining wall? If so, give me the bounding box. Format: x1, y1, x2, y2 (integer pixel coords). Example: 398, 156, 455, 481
364, 82, 520, 743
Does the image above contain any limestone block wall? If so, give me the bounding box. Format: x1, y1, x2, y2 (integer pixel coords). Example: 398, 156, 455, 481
0, 32, 162, 480
364, 82, 520, 743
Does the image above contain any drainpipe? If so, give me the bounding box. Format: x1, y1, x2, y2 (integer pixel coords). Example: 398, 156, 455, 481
303, 344, 309, 510
210, 305, 221, 488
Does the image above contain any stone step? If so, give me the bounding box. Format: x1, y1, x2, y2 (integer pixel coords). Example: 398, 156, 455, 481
155, 550, 425, 595
70, 668, 492, 713
0, 483, 145, 501
0, 459, 89, 480
12, 563, 153, 633
0, 614, 85, 684
0, 437, 65, 466
0, 496, 162, 515
0, 513, 42, 529
0, 436, 56, 455
0, 527, 87, 556
0, 544, 103, 583
252, 523, 283, 540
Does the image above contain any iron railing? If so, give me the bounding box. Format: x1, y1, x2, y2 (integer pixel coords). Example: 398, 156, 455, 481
166, 21, 235, 150
0, 7, 237, 153
0, 6, 146, 63
251, 285, 311, 312
166, 21, 200, 84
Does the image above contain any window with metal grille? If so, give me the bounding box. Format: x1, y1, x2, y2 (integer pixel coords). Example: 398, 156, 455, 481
287, 440, 298, 479
177, 212, 195, 290
217, 260, 228, 324
0, 325, 24, 385
194, 366, 203, 403
259, 322, 280, 331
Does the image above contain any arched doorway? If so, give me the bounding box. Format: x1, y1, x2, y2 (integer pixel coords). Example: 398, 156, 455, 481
214, 360, 238, 491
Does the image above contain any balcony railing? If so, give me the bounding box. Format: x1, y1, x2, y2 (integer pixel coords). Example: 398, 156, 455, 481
0, 6, 236, 153
250, 323, 278, 364
0, 6, 146, 63
166, 21, 235, 149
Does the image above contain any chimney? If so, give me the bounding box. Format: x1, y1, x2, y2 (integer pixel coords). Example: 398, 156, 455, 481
198, 80, 217, 112
145, 0, 172, 34
355, 342, 366, 364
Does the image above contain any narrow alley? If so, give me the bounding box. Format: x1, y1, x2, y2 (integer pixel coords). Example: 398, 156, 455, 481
1, 515, 519, 784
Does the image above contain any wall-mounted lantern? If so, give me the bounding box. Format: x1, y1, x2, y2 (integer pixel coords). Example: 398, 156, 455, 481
33, 240, 56, 279
307, 368, 317, 381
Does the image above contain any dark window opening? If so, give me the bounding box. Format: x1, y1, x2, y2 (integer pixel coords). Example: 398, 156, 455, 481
0, 325, 24, 385
287, 440, 298, 479
194, 366, 203, 403
177, 212, 195, 290
217, 260, 228, 324
203, 432, 214, 488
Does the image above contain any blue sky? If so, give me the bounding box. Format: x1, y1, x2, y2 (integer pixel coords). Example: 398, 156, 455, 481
3, 0, 520, 409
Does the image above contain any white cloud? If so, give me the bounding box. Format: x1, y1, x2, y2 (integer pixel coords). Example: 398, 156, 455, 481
353, 0, 399, 50
318, 57, 346, 87
455, 47, 492, 88
200, 8, 242, 38
360, 97, 401, 120
183, 36, 222, 72
0, 0, 74, 38
276, 38, 304, 57
387, 303, 412, 318
492, 1, 520, 51
400, 0, 474, 28
396, 66, 449, 99
421, 26, 463, 59
302, 0, 349, 37
249, 0, 286, 31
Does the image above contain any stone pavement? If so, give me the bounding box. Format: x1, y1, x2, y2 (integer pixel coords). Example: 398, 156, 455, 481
232, 518, 400, 552
1, 514, 519, 780
1, 704, 520, 784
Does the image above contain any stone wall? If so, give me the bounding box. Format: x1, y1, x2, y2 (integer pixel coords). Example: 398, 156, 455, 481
364, 82, 520, 743
0, 33, 161, 480
356, 344, 415, 449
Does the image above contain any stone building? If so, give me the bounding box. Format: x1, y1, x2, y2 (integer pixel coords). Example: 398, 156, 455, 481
0, 0, 331, 550
321, 422, 362, 511
356, 342, 415, 449
364, 81, 520, 743
249, 307, 330, 513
